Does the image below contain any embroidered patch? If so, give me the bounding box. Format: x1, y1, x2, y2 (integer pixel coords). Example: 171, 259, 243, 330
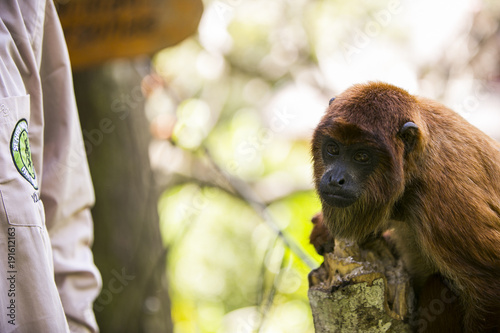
10, 119, 38, 189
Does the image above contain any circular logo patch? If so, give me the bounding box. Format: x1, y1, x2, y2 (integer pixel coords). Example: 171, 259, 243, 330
10, 119, 38, 189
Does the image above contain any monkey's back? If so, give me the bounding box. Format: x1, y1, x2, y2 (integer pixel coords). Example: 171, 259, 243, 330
410, 96, 500, 330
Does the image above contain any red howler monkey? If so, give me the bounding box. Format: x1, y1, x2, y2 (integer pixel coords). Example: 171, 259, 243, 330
310, 82, 500, 332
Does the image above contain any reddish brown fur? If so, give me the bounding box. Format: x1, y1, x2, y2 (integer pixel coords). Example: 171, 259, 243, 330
415, 274, 463, 332
309, 212, 333, 255
311, 82, 500, 332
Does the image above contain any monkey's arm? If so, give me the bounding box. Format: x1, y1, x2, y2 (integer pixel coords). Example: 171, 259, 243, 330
309, 212, 334, 255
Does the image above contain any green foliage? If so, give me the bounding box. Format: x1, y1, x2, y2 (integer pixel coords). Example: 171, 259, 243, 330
159, 185, 321, 332
152, 0, 334, 330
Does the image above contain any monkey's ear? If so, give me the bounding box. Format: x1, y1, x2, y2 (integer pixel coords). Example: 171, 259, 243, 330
329, 97, 336, 105
398, 122, 419, 155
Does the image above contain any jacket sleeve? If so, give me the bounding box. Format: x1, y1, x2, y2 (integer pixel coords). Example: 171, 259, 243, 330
39, 1, 102, 332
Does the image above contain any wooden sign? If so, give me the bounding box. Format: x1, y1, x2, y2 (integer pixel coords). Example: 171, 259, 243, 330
57, 0, 203, 69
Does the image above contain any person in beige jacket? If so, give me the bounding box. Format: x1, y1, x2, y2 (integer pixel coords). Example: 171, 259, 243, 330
0, 1, 102, 332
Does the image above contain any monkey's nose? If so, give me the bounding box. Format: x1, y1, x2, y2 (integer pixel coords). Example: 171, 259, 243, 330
328, 175, 345, 187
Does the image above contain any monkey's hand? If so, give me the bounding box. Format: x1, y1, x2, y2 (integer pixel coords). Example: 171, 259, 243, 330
310, 212, 335, 255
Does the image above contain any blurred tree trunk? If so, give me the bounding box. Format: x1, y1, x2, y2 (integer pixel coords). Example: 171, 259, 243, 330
73, 59, 173, 333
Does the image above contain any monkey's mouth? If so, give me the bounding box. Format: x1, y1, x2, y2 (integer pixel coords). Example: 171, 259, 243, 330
321, 191, 358, 208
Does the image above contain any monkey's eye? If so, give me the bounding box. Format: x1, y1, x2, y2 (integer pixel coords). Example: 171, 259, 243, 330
325, 142, 339, 156
354, 151, 371, 163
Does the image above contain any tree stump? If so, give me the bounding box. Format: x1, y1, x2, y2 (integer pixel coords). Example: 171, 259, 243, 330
308, 232, 415, 332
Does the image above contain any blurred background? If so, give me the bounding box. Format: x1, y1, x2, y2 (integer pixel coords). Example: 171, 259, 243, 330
56, 0, 500, 332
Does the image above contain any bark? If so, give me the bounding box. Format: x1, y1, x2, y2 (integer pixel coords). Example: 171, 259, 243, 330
309, 236, 415, 333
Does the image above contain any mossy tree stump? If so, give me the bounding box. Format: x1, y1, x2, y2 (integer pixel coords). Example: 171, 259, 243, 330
309, 236, 415, 332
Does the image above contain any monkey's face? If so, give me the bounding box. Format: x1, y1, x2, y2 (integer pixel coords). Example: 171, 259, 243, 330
311, 83, 422, 240
318, 137, 379, 208
313, 128, 395, 240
